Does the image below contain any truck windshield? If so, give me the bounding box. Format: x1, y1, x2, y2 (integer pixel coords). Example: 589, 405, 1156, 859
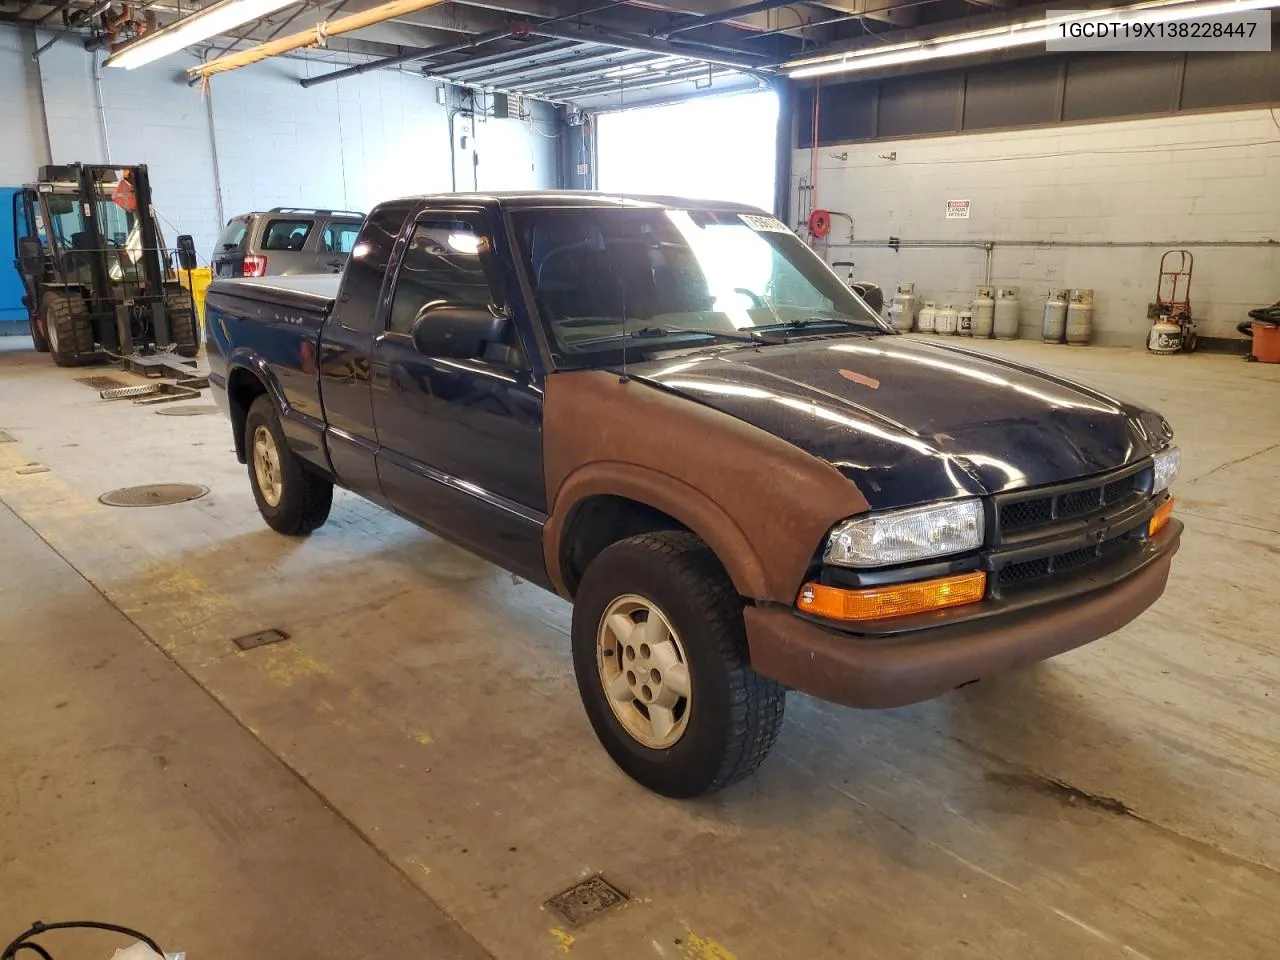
509, 207, 887, 365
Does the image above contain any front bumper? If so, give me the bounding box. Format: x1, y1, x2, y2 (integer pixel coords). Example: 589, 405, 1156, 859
744, 519, 1181, 709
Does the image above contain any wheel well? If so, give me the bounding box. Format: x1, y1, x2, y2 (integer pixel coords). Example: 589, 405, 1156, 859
227, 367, 268, 463
559, 495, 692, 597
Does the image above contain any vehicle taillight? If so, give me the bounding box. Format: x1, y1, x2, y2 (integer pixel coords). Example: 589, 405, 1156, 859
243, 254, 268, 277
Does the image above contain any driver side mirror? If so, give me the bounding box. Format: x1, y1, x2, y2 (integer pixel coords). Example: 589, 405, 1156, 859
176, 234, 198, 271
410, 304, 517, 366
17, 236, 43, 276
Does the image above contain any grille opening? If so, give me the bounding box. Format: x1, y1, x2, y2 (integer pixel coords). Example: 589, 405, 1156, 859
999, 466, 1150, 536
996, 535, 1136, 590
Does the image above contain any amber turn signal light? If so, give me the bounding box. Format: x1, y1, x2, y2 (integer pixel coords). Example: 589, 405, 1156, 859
1149, 497, 1175, 536
797, 571, 987, 622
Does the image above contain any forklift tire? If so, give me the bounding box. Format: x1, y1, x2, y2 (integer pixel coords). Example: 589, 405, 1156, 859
164, 286, 201, 358
245, 395, 333, 536
43, 291, 97, 367
29, 313, 50, 353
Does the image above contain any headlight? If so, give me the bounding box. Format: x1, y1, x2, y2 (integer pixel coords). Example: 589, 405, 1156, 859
1153, 446, 1180, 494
825, 499, 985, 568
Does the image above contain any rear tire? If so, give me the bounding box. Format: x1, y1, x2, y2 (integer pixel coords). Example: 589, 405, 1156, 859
164, 285, 201, 358
571, 531, 786, 798
29, 312, 50, 352
245, 395, 333, 536
43, 291, 97, 367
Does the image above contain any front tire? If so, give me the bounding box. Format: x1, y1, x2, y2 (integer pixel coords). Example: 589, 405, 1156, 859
571, 531, 786, 798
43, 291, 97, 367
245, 395, 333, 535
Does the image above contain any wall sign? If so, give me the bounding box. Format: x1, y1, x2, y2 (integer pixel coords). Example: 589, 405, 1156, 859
946, 199, 971, 219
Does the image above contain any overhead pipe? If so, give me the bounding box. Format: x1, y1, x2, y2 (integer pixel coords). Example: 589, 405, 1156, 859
298, 27, 511, 86
452, 47, 650, 87
187, 0, 449, 80
427, 38, 577, 79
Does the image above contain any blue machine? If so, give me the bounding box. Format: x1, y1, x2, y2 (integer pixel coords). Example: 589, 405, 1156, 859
1, 186, 32, 332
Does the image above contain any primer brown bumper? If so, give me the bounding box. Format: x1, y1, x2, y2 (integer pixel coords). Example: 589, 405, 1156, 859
744, 530, 1179, 710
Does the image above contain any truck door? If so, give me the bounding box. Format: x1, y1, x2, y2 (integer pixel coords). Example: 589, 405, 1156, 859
318, 200, 416, 506
369, 207, 548, 586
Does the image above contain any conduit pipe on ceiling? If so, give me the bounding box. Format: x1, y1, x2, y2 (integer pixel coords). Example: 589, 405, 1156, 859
187, 0, 448, 80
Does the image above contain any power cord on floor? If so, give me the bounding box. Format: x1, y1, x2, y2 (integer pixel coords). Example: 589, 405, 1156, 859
2, 920, 167, 960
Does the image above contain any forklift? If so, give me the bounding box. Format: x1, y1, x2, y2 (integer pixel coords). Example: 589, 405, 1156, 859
12, 163, 200, 368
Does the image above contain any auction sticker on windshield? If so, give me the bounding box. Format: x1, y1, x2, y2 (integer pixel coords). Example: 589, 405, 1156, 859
740, 214, 790, 232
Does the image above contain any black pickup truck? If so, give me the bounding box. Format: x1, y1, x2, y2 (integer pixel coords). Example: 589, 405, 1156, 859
205, 193, 1182, 798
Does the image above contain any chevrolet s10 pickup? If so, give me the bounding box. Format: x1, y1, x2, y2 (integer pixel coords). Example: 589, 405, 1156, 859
205, 193, 1181, 797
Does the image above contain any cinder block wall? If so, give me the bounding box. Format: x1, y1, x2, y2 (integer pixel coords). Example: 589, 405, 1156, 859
1, 24, 561, 261
795, 109, 1280, 345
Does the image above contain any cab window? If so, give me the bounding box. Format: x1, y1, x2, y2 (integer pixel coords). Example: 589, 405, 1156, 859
386, 215, 502, 336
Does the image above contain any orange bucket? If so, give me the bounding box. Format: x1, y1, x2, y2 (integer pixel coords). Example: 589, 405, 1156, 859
1254, 323, 1280, 363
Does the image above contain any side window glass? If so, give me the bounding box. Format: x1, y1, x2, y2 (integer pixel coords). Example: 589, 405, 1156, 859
323, 222, 360, 254
261, 219, 312, 251
386, 217, 500, 335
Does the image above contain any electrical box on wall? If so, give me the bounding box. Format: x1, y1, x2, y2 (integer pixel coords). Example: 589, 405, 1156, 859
491, 92, 510, 120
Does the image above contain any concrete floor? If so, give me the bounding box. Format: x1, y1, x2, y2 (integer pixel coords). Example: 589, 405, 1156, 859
1, 334, 1278, 960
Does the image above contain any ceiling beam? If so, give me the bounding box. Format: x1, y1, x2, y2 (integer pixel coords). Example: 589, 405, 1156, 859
663, 0, 802, 35
298, 27, 511, 86
420, 37, 576, 77
528, 21, 772, 72
453, 47, 651, 85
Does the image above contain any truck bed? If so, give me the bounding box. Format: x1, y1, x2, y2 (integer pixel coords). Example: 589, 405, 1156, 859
205, 274, 339, 314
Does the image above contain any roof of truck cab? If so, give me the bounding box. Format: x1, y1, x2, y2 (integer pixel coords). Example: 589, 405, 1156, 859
391, 192, 770, 214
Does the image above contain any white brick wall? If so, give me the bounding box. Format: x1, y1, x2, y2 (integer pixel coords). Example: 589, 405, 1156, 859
1, 26, 560, 259
0, 28, 49, 183
796, 110, 1280, 343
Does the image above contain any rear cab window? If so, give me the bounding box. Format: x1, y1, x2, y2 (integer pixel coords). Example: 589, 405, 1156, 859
322, 219, 362, 255
260, 219, 314, 252
215, 218, 249, 252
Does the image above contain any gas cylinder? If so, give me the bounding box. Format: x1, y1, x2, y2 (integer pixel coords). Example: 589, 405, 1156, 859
993, 287, 1020, 339
1147, 319, 1183, 354
1066, 288, 1094, 345
971, 286, 995, 338
936, 304, 958, 335
1042, 288, 1068, 343
888, 283, 917, 332
917, 301, 937, 334
958, 308, 974, 337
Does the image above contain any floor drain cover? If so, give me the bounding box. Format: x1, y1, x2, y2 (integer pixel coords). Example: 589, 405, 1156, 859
545, 876, 627, 928
76, 375, 129, 390
0, 430, 14, 443
99, 483, 209, 507
155, 405, 220, 417
232, 628, 290, 650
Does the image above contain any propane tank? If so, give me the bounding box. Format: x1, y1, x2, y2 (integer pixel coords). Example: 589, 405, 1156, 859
1147, 319, 1183, 354
957, 308, 974, 337
993, 287, 1020, 339
917, 301, 937, 334
936, 304, 958, 336
1066, 288, 1094, 345
1042, 288, 1068, 343
971, 286, 995, 338
888, 282, 917, 332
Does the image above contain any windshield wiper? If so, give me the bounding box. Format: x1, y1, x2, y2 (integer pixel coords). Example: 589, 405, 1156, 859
573, 325, 773, 347
752, 317, 882, 334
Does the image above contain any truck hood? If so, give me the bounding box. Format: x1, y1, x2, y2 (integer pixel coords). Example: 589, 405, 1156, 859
629, 335, 1168, 509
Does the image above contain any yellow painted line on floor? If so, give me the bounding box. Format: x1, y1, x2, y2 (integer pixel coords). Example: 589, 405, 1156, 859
680, 928, 737, 960
549, 927, 575, 953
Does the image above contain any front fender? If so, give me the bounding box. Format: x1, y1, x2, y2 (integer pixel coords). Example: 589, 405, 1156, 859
542, 370, 870, 604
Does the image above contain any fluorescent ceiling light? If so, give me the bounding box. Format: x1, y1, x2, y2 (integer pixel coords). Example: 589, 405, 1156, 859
785, 0, 1280, 77
105, 0, 297, 69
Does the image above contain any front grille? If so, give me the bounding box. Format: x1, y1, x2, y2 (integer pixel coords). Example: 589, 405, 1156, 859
996, 534, 1134, 590
997, 464, 1151, 538
990, 461, 1157, 596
